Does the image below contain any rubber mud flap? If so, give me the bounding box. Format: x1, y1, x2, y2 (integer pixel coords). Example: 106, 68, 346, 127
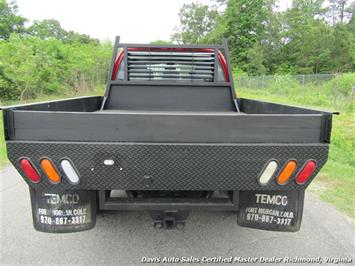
237, 190, 304, 232
29, 188, 96, 233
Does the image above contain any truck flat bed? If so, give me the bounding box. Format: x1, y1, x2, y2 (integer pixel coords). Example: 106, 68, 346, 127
3, 97, 330, 143
1, 39, 334, 232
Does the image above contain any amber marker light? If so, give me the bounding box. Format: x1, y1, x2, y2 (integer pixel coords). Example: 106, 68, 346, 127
277, 160, 297, 185
40, 158, 61, 184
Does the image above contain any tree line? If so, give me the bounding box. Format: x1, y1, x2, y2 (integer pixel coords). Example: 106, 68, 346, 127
172, 0, 355, 75
0, 0, 112, 101
1, 0, 354, 101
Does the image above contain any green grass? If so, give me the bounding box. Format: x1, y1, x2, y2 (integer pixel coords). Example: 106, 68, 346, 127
238, 88, 355, 222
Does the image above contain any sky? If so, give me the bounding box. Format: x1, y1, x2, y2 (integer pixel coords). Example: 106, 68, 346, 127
16, 0, 292, 44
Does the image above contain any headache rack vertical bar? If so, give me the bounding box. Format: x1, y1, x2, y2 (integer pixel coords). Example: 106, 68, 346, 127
191, 47, 194, 82
223, 39, 240, 112
213, 48, 218, 82
101, 36, 120, 110
149, 46, 152, 81
123, 45, 128, 82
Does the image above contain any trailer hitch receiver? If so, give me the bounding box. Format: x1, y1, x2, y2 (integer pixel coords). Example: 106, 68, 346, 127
151, 210, 189, 230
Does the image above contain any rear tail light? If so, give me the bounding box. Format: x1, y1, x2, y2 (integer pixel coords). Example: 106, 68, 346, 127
277, 160, 297, 185
40, 158, 61, 184
19, 158, 41, 183
259, 160, 278, 186
60, 159, 80, 184
296, 160, 317, 185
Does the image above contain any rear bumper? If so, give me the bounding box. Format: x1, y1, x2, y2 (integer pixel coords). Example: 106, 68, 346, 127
7, 141, 328, 191
99, 190, 239, 211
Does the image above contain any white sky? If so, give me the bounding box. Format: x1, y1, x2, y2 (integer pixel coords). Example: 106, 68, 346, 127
16, 0, 291, 43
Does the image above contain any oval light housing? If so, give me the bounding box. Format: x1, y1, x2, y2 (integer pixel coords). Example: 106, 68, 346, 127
277, 160, 297, 185
259, 160, 278, 186
40, 158, 61, 184
19, 158, 41, 183
60, 159, 80, 184
296, 160, 317, 185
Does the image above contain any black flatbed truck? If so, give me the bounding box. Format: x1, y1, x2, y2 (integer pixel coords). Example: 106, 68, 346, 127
1, 37, 333, 232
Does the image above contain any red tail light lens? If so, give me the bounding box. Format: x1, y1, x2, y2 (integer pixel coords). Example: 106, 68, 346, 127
295, 160, 317, 185
19, 158, 41, 183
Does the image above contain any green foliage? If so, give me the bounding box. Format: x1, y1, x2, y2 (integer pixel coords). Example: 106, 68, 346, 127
282, 0, 334, 74
172, 0, 355, 75
0, 0, 111, 102
261, 0, 284, 74
0, 34, 111, 101
233, 67, 247, 76
27, 19, 99, 45
236, 73, 355, 112
0, 0, 109, 102
244, 43, 267, 75
223, 0, 267, 67
171, 2, 220, 44
265, 75, 302, 95
0, 0, 26, 40
330, 24, 353, 72
325, 74, 355, 111
27, 19, 67, 40
347, 2, 355, 35
150, 40, 173, 45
